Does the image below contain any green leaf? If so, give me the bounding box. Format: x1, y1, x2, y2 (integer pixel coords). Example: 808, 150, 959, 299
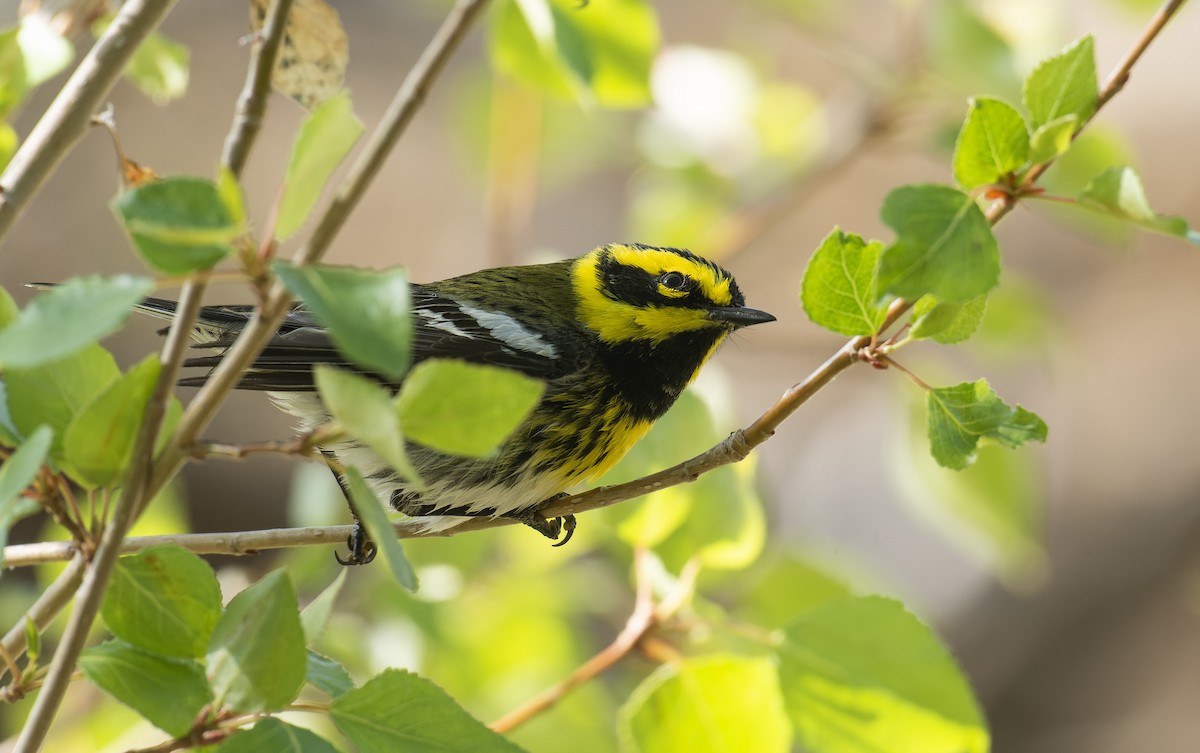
276, 91, 364, 239
207, 570, 307, 713
800, 229, 888, 336
926, 1, 1019, 97
1023, 35, 1097, 129
217, 166, 248, 228
395, 359, 544, 458
103, 545, 223, 659
300, 569, 347, 644
876, 184, 1000, 303
306, 650, 354, 699
0, 380, 20, 446
491, 0, 658, 107
24, 615, 39, 663
314, 366, 421, 489
898, 437, 1047, 589
272, 261, 411, 379
6, 343, 121, 457
953, 97, 1029, 189
113, 176, 241, 275
909, 294, 988, 344
737, 553, 854, 630
0, 283, 17, 327
0, 425, 51, 517
343, 467, 418, 592
0, 28, 29, 117
0, 276, 153, 369
214, 718, 341, 753
778, 596, 989, 753
80, 640, 212, 737
619, 655, 791, 753
17, 18, 72, 87
927, 379, 1048, 470
1027, 114, 1077, 164
125, 30, 189, 103
601, 390, 763, 569
331, 668, 525, 753
1078, 165, 1200, 244
61, 355, 160, 487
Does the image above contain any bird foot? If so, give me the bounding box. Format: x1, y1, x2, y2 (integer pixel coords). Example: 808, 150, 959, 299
334, 522, 377, 566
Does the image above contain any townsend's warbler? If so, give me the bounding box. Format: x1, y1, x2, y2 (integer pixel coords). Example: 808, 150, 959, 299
136, 243, 774, 563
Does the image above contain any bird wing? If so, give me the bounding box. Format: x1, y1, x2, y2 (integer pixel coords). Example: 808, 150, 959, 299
177, 286, 590, 391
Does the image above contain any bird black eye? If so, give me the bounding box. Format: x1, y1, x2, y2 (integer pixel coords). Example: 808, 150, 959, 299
659, 271, 688, 290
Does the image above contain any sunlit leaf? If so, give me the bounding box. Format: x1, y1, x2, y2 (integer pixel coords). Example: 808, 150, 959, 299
909, 294, 988, 344
6, 343, 120, 456
113, 177, 241, 275
491, 0, 658, 107
778, 596, 989, 753
300, 569, 347, 644
1023, 35, 1096, 129
926, 379, 1047, 470
395, 359, 543, 458
207, 570, 307, 712
80, 640, 211, 737
1027, 114, 1077, 164
276, 90, 364, 239
314, 366, 421, 488
62, 355, 160, 488
331, 668, 525, 752
1078, 165, 1200, 244
620, 655, 791, 753
0, 276, 153, 369
17, 17, 72, 87
343, 467, 418, 592
272, 261, 411, 379
103, 545, 223, 659
953, 97, 1029, 189
125, 30, 189, 103
801, 228, 888, 336
876, 184, 1000, 303
217, 717, 341, 753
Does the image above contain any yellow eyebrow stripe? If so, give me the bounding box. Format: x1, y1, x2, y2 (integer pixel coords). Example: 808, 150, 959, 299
607, 245, 735, 306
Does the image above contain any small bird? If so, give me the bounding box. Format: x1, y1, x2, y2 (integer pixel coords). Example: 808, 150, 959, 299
135, 243, 774, 564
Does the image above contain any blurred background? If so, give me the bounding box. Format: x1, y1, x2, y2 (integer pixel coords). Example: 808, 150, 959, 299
3, 0, 1200, 750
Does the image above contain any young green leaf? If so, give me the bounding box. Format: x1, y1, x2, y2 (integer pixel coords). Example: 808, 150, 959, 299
6, 343, 121, 456
16, 18, 73, 87
124, 30, 189, 103
800, 229, 888, 336
927, 379, 1048, 470
102, 545, 223, 659
0, 276, 153, 369
395, 359, 544, 458
276, 90, 364, 239
343, 467, 418, 592
80, 640, 212, 737
490, 0, 658, 107
778, 596, 989, 753
207, 570, 307, 713
272, 261, 412, 379
300, 569, 347, 644
0, 283, 17, 326
306, 650, 354, 699
1027, 114, 1077, 164
314, 366, 422, 489
1078, 165, 1200, 244
0, 28, 29, 117
23, 616, 39, 664
619, 655, 791, 753
736, 553, 855, 630
0, 380, 20, 446
216, 166, 247, 228
876, 184, 1000, 303
1023, 34, 1097, 129
0, 425, 51, 518
952, 97, 1029, 189
217, 719, 341, 753
113, 176, 241, 275
909, 294, 988, 344
331, 668, 526, 753
62, 355, 161, 488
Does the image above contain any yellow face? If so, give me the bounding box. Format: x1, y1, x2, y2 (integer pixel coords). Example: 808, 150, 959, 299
572, 244, 741, 344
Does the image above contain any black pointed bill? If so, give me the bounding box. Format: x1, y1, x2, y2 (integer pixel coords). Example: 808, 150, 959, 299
707, 306, 776, 327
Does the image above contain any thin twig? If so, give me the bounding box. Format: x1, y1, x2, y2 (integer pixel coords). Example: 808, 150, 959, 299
0, 0, 178, 243
490, 550, 663, 734
0, 555, 85, 687
222, 0, 295, 175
